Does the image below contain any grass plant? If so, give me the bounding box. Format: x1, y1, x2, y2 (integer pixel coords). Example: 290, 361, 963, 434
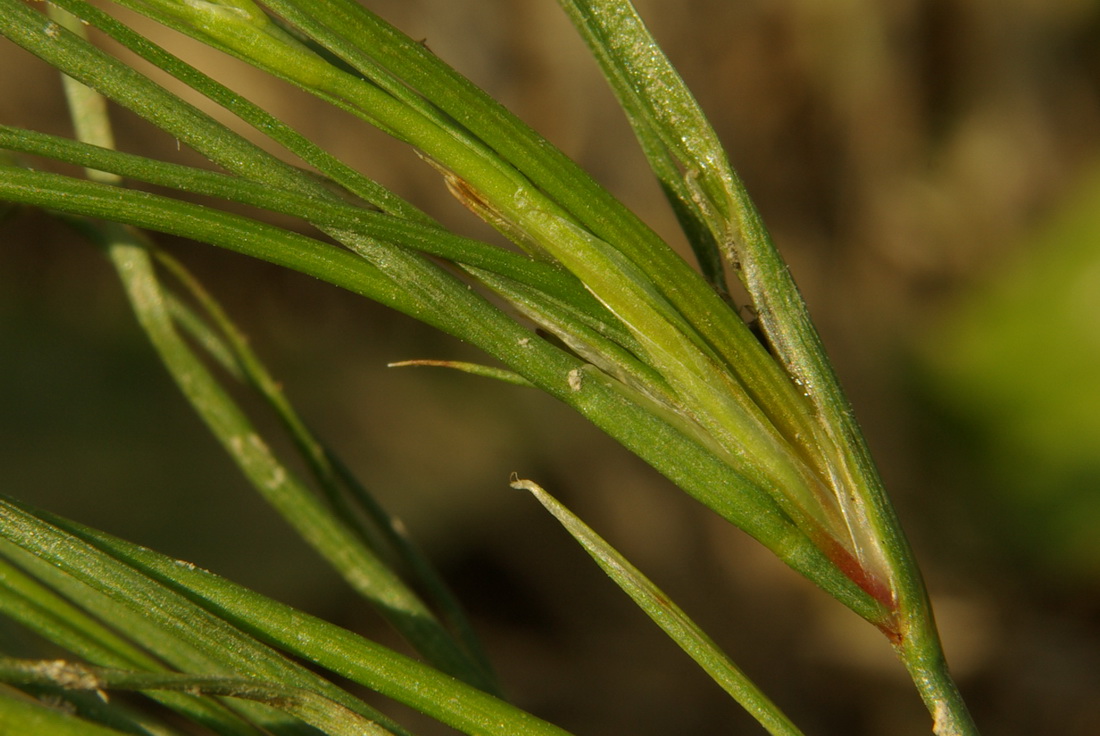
0, 1, 979, 733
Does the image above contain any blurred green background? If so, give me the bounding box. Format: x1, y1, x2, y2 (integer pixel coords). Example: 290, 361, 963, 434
2, 0, 1100, 733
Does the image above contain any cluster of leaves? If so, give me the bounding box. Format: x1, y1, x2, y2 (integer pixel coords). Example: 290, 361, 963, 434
0, 0, 977, 733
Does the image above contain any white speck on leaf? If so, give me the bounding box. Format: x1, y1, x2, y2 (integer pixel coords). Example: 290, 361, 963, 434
267, 466, 286, 489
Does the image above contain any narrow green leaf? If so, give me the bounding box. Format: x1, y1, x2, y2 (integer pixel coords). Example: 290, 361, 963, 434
0, 125, 604, 318
0, 540, 367, 736
0, 692, 134, 736
0, 555, 267, 736
0, 167, 398, 304
0, 499, 418, 735
512, 478, 805, 736
0, 659, 397, 736
150, 248, 498, 689
470, 268, 674, 403
107, 225, 492, 689
0, 497, 576, 736
44, 0, 427, 221
553, 0, 728, 295
387, 360, 534, 388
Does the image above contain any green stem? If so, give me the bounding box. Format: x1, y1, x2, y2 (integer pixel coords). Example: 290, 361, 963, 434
895, 603, 979, 736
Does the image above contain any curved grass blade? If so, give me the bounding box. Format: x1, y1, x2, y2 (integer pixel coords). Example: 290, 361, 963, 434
0, 497, 576, 736
150, 248, 498, 688
108, 225, 494, 691
552, 3, 728, 296
0, 166, 397, 305
0, 536, 389, 736
511, 478, 804, 736
0, 658, 397, 736
0, 125, 606, 320
0, 692, 136, 736
555, 0, 854, 542
0, 556, 268, 736
387, 360, 534, 388
43, 0, 427, 221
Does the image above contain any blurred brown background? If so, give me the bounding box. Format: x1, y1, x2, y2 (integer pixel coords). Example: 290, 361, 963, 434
3, 0, 1100, 733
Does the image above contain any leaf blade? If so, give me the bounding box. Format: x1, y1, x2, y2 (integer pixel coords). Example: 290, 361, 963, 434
0, 497, 576, 736
512, 478, 805, 736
